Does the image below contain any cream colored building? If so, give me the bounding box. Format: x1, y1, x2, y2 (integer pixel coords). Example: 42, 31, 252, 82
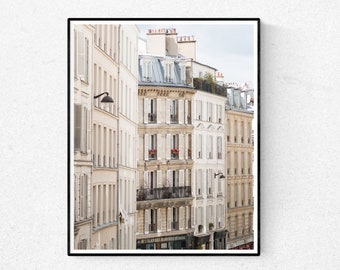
192, 90, 227, 249
73, 24, 94, 250
225, 87, 254, 249
136, 53, 195, 249
73, 23, 139, 251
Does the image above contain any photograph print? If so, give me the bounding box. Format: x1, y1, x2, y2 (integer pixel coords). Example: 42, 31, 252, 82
69, 18, 259, 255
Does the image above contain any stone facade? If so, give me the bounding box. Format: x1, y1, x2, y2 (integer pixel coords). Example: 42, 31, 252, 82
225, 87, 254, 249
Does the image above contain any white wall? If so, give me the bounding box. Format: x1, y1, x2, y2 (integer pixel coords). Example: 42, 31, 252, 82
2, 1, 340, 269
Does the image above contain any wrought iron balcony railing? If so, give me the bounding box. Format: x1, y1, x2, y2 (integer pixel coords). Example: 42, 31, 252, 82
137, 186, 192, 201
148, 113, 157, 123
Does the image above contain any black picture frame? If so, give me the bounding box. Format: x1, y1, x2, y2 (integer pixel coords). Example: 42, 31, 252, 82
68, 18, 260, 256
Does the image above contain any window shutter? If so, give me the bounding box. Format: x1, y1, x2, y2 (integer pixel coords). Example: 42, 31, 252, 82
167, 207, 172, 231
157, 208, 161, 232
144, 209, 150, 233
191, 206, 194, 229
166, 134, 171, 160
178, 99, 184, 124
156, 98, 161, 124
166, 99, 170, 124
179, 206, 184, 230
179, 170, 184, 187
157, 133, 162, 160
166, 170, 171, 187
143, 171, 148, 189
144, 134, 149, 161
87, 109, 91, 153
81, 107, 87, 153
144, 98, 149, 124
74, 104, 82, 151
157, 170, 162, 188
77, 31, 85, 79
178, 134, 185, 159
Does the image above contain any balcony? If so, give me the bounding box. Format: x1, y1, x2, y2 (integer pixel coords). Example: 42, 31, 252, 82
172, 221, 179, 230
171, 148, 179, 160
148, 149, 157, 160
137, 186, 192, 201
149, 223, 156, 232
170, 114, 178, 124
148, 113, 157, 123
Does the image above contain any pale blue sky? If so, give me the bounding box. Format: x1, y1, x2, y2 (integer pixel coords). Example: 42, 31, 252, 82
137, 22, 256, 87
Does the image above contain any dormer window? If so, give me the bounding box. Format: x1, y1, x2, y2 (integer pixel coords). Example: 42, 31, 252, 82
142, 60, 152, 82
165, 62, 173, 83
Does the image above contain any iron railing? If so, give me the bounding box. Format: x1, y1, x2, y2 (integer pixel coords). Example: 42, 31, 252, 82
137, 186, 192, 201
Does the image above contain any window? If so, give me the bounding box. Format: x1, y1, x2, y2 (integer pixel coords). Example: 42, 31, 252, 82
170, 100, 178, 123
75, 31, 89, 83
196, 170, 202, 196
207, 135, 213, 159
74, 104, 90, 153
196, 100, 202, 120
165, 62, 173, 82
207, 170, 212, 196
150, 209, 157, 232
197, 134, 202, 158
142, 60, 152, 82
172, 208, 179, 230
75, 174, 88, 221
180, 64, 186, 84
171, 134, 179, 159
171, 170, 179, 187
78, 239, 87, 250
207, 102, 212, 122
148, 99, 157, 123
217, 136, 222, 159
148, 134, 157, 159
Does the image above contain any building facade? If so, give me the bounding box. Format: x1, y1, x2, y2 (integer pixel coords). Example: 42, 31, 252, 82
73, 23, 139, 250
192, 90, 227, 249
225, 86, 254, 249
136, 53, 195, 249
73, 24, 94, 250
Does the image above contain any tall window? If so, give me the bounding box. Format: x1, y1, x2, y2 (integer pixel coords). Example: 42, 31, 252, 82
75, 31, 89, 83
74, 104, 90, 153
148, 99, 157, 123
217, 136, 222, 159
165, 62, 173, 82
171, 134, 179, 159
172, 208, 179, 230
207, 135, 213, 159
142, 60, 152, 82
148, 134, 157, 159
171, 170, 179, 187
170, 100, 178, 123
150, 209, 157, 232
196, 169, 202, 196
75, 174, 88, 221
197, 134, 202, 159
207, 102, 212, 122
207, 170, 212, 196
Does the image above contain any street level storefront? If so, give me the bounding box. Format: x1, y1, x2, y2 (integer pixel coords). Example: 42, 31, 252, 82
194, 234, 211, 249
213, 230, 227, 249
229, 241, 254, 250
136, 233, 194, 249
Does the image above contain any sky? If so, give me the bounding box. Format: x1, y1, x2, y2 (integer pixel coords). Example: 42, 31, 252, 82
137, 22, 256, 87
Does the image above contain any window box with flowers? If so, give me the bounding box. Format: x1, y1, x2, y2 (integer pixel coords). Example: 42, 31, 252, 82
171, 148, 179, 159
148, 148, 157, 159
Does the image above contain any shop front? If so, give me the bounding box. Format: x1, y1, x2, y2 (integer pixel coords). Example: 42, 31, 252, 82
136, 233, 194, 250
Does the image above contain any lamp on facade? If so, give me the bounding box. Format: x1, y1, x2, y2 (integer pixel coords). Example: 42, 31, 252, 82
94, 91, 114, 103
214, 172, 225, 178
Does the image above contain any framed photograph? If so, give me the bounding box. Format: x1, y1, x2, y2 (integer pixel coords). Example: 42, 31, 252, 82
68, 18, 260, 255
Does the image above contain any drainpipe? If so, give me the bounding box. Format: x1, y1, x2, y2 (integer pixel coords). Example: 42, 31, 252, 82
116, 24, 121, 249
